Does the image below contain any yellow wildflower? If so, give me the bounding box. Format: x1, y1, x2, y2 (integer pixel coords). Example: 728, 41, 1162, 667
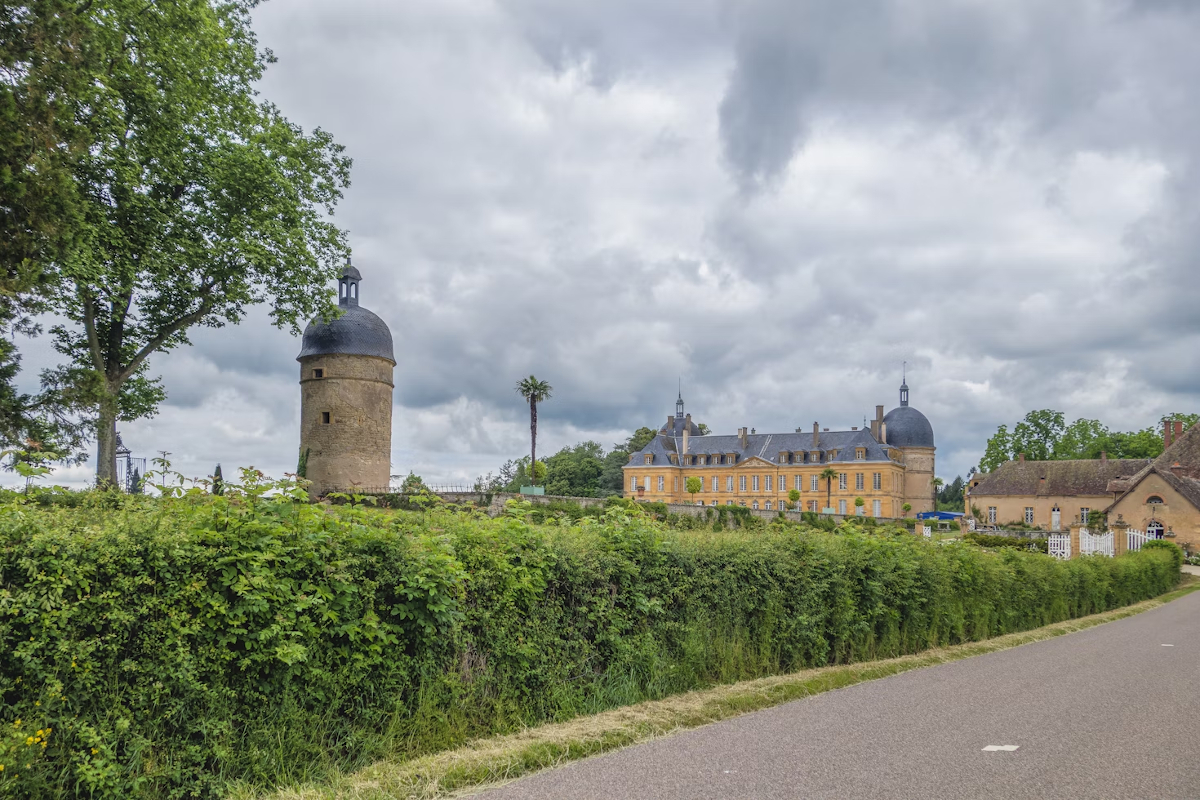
25, 737, 33, 746
90, 748, 98, 755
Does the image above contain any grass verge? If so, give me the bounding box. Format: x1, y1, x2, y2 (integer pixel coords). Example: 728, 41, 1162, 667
245, 574, 1200, 800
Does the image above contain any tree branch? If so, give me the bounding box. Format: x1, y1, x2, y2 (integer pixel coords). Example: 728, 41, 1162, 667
79, 291, 105, 373
117, 281, 218, 382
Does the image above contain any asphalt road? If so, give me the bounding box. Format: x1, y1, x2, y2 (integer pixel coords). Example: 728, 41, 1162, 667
479, 590, 1200, 800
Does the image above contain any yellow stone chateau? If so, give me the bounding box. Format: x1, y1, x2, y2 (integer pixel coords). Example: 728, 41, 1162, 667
623, 381, 936, 517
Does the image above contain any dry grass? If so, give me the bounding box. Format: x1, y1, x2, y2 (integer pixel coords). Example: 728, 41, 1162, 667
240, 574, 1200, 800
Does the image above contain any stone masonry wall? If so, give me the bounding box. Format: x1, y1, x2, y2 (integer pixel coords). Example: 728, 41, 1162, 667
299, 353, 394, 497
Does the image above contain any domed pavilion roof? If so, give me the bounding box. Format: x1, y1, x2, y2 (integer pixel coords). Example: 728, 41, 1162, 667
297, 264, 395, 364
882, 380, 934, 448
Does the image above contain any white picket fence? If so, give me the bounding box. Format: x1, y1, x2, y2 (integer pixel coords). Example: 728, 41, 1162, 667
1079, 528, 1114, 557
1127, 529, 1148, 553
1048, 532, 1071, 559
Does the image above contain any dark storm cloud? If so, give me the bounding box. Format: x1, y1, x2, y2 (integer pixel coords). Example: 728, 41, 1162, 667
16, 0, 1200, 491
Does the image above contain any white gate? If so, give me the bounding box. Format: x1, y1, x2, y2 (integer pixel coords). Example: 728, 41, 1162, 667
1048, 532, 1071, 559
1079, 528, 1114, 557
1127, 529, 1148, 553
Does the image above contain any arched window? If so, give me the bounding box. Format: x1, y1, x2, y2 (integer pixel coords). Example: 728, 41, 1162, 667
752, 501, 759, 510
1146, 495, 1164, 504
1148, 521, 1164, 539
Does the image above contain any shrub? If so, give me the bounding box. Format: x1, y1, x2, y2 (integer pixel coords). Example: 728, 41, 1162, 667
0, 486, 1181, 797
964, 532, 1049, 553
1142, 539, 1183, 570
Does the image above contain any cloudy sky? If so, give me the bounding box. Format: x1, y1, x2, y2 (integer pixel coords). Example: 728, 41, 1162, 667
17, 0, 1200, 489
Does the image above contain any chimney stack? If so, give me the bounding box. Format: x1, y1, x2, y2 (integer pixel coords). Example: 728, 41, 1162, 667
1165, 420, 1174, 450
682, 423, 690, 455
813, 422, 820, 449
1174, 420, 1184, 443
1170, 461, 1184, 478
871, 405, 885, 439
880, 422, 887, 444
739, 427, 748, 449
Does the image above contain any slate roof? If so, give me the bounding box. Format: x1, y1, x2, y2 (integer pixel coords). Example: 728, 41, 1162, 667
968, 458, 1150, 497
1104, 422, 1200, 512
297, 266, 395, 364
626, 427, 898, 468
882, 405, 934, 448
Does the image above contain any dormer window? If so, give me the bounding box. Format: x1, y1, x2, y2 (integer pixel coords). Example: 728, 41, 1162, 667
855, 448, 865, 460
644, 455, 653, 465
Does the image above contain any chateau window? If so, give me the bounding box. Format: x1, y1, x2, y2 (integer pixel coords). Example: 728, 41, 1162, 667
752, 476, 760, 492
809, 500, 817, 512
856, 448, 865, 460
727, 500, 734, 505
673, 477, 678, 492
1024, 507, 1034, 524
855, 473, 864, 490
795, 475, 803, 491
740, 475, 747, 492
873, 499, 882, 517
313, 368, 324, 378
711, 500, 718, 506
1147, 496, 1164, 504
765, 475, 772, 492
644, 455, 652, 465
752, 501, 759, 510
631, 477, 638, 491
988, 507, 997, 524
838, 473, 847, 490
658, 475, 664, 491
873, 473, 881, 490
811, 475, 819, 492
727, 476, 734, 492
838, 499, 847, 515
1080, 508, 1090, 524
765, 501, 772, 510
321, 411, 331, 424
711, 476, 718, 492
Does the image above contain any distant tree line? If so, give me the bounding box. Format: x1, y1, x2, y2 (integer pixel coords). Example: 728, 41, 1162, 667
977, 410, 1197, 473
476, 426, 660, 497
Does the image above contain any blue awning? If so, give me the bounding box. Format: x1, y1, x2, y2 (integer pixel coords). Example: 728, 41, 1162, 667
917, 511, 964, 520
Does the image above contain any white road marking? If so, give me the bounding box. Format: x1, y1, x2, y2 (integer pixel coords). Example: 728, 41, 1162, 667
982, 745, 1020, 752
1162, 644, 1174, 647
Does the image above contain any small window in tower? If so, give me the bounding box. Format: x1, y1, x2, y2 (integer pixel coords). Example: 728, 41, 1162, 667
351, 283, 357, 299
321, 411, 331, 424
313, 368, 324, 378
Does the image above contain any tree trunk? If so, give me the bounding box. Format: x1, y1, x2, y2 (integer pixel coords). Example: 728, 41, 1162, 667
529, 398, 537, 485
826, 481, 832, 512
95, 391, 119, 488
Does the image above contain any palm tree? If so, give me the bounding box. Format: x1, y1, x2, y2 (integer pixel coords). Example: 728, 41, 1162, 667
933, 476, 944, 506
819, 467, 838, 512
515, 375, 553, 486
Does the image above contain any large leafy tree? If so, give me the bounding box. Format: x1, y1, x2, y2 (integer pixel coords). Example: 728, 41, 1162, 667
0, 2, 96, 456
978, 410, 1198, 471
515, 375, 552, 486
25, 0, 350, 484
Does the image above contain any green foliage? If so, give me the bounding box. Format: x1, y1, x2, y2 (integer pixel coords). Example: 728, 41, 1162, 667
979, 411, 1198, 471
685, 476, 702, 499
399, 471, 430, 493
787, 488, 800, 509
542, 442, 604, 497
212, 464, 224, 497
1141, 539, 1183, 570
963, 532, 1049, 553
936, 476, 964, 511
0, 482, 1181, 797
296, 448, 310, 480
22, 0, 352, 485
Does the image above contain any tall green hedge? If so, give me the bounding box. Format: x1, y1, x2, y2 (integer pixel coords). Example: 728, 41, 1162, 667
0, 492, 1181, 798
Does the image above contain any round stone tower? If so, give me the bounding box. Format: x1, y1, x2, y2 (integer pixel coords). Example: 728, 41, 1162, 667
882, 378, 936, 514
297, 263, 395, 497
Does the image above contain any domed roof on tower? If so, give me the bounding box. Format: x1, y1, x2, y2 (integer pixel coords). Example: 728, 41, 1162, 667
882, 375, 934, 448
297, 261, 395, 364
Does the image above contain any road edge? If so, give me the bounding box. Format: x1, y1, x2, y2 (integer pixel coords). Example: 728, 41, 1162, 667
245, 574, 1200, 800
